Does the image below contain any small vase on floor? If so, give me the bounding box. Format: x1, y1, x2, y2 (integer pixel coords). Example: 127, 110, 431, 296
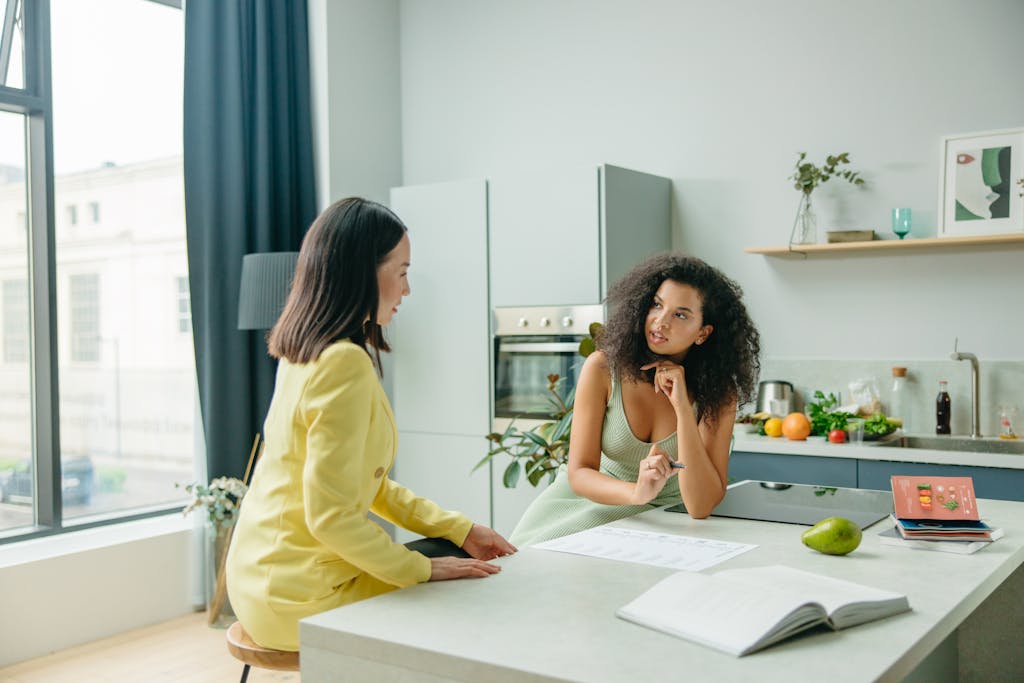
205, 521, 236, 629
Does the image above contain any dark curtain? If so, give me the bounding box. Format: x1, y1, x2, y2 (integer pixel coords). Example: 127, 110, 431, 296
183, 1, 317, 479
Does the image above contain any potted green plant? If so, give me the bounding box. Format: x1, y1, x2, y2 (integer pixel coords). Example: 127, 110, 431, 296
788, 152, 865, 245
477, 323, 602, 488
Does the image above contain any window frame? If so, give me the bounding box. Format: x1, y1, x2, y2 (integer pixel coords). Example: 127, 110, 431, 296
0, 0, 185, 544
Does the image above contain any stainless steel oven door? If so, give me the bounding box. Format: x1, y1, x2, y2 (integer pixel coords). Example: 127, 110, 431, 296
491, 304, 603, 421
493, 336, 585, 420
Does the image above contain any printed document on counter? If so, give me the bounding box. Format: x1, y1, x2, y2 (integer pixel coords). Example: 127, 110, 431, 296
532, 526, 756, 571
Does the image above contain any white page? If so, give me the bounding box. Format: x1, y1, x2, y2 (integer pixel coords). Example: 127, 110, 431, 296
617, 570, 823, 656
532, 526, 756, 571
714, 565, 907, 617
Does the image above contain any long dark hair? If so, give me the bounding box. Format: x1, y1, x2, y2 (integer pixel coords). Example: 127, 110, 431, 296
600, 252, 761, 425
268, 197, 407, 371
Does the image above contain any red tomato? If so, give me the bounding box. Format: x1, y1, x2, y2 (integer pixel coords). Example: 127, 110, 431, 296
828, 429, 847, 444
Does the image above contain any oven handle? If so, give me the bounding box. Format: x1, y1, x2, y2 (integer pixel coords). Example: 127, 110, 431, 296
498, 342, 581, 353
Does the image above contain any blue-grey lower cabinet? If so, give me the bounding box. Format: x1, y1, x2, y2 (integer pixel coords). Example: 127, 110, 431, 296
729, 451, 857, 488
857, 460, 1024, 502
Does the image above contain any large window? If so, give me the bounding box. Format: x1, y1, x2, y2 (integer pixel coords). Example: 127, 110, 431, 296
68, 273, 99, 363
0, 0, 192, 540
2, 278, 28, 363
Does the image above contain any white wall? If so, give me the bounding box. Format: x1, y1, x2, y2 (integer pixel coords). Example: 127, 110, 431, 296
396, 0, 1024, 362
0, 517, 199, 668
309, 0, 402, 209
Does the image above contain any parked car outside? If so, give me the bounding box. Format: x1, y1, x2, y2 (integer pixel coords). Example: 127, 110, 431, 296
0, 455, 95, 506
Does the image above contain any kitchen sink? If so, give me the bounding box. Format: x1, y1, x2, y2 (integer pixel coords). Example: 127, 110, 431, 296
875, 435, 1024, 455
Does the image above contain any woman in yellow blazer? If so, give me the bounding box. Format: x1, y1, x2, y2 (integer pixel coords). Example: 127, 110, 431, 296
226, 197, 516, 651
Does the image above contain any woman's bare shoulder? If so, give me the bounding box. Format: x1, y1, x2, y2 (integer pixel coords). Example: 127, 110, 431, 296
578, 351, 612, 398
584, 349, 608, 367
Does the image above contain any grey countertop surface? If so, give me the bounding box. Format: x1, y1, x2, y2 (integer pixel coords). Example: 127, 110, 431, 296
732, 433, 1024, 469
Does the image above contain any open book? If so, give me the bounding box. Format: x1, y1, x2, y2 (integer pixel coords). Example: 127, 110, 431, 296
616, 565, 910, 656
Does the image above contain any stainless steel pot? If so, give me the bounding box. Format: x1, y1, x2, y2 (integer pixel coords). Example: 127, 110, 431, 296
756, 380, 794, 415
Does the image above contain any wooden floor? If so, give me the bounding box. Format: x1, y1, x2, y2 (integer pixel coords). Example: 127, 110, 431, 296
0, 612, 300, 683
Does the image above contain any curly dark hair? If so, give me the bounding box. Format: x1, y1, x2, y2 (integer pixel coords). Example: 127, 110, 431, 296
600, 252, 761, 425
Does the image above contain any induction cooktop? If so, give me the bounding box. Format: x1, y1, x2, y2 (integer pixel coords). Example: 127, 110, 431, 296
664, 480, 893, 529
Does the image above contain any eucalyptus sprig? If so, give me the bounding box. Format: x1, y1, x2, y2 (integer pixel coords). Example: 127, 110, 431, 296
789, 152, 865, 196
178, 476, 248, 530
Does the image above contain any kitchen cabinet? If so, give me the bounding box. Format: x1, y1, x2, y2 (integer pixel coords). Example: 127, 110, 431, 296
730, 450, 1024, 502
389, 179, 491, 539
489, 165, 671, 306
857, 460, 1024, 502
390, 179, 489, 436
391, 166, 671, 534
730, 451, 857, 488
390, 432, 492, 544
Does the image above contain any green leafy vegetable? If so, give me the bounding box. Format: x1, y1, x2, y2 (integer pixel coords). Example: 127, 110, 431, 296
863, 413, 897, 437
806, 390, 853, 436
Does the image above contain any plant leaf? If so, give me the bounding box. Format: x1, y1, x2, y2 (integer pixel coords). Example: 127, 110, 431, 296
522, 431, 548, 448
502, 460, 521, 488
527, 466, 547, 486
472, 451, 495, 472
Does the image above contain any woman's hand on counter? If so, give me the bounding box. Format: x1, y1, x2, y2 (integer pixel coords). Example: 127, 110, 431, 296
428, 556, 502, 581
461, 523, 517, 560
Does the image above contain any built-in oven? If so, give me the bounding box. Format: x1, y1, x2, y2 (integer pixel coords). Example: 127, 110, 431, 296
490, 304, 604, 536
492, 304, 605, 424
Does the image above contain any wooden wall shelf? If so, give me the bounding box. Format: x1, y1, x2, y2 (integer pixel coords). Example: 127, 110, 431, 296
745, 233, 1024, 257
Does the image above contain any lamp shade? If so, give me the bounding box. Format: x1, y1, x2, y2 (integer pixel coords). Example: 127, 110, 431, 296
237, 252, 299, 330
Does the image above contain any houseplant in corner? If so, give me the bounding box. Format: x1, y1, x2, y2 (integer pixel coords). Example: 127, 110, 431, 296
788, 152, 865, 245
477, 323, 603, 488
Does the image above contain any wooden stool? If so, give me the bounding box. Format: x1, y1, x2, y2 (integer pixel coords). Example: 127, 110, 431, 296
225, 621, 299, 683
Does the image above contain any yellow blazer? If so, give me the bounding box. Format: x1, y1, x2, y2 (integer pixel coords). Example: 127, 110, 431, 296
225, 340, 473, 651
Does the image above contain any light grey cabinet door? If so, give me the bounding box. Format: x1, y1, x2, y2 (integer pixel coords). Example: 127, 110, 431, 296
489, 166, 601, 307
391, 431, 492, 543
390, 180, 489, 437
729, 451, 858, 488
491, 470, 550, 539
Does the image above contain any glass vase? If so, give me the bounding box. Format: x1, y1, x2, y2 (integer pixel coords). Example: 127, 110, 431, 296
205, 521, 236, 629
794, 194, 817, 245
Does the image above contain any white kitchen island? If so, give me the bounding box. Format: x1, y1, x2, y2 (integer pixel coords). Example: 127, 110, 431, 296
299, 488, 1024, 683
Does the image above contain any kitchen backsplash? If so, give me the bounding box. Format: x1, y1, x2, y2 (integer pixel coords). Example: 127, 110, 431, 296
757, 359, 1024, 439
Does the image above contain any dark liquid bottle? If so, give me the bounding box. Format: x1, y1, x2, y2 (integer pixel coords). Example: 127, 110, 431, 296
936, 380, 951, 435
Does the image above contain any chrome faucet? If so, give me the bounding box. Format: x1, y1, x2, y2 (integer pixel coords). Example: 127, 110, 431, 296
950, 339, 982, 438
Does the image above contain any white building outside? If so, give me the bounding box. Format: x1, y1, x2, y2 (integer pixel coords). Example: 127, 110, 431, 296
0, 156, 195, 528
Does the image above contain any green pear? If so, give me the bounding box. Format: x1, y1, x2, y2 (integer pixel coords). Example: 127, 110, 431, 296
801, 516, 862, 555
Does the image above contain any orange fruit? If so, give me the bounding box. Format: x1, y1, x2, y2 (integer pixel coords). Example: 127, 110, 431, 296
763, 417, 783, 438
782, 412, 811, 440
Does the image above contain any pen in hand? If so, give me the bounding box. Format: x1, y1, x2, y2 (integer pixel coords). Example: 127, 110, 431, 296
670, 462, 685, 469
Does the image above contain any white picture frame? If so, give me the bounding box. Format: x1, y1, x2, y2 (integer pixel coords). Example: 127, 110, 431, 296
938, 128, 1024, 237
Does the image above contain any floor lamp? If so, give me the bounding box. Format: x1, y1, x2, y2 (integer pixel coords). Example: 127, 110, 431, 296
207, 251, 299, 625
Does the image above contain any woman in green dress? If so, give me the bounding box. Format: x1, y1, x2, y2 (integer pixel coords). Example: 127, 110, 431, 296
510, 253, 760, 546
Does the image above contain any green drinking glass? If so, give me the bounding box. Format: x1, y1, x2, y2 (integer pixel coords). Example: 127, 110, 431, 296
891, 208, 911, 240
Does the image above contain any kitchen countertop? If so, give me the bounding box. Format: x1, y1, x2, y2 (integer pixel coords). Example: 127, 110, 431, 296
733, 433, 1024, 470
300, 495, 1024, 682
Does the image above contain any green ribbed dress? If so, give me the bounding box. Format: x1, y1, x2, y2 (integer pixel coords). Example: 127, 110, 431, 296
509, 375, 684, 547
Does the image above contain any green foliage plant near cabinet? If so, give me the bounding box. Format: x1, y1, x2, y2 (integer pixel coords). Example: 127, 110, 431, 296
477, 323, 603, 488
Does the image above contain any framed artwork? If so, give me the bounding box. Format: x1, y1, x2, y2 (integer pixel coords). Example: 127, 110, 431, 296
938, 128, 1024, 237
